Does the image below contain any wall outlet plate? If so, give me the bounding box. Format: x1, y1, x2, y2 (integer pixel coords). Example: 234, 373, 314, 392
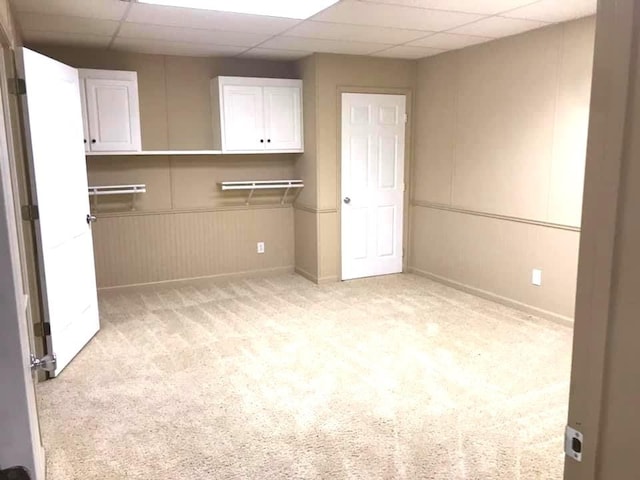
257, 242, 265, 254
532, 268, 542, 286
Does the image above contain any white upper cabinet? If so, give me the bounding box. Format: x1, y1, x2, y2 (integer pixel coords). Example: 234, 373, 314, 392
211, 77, 303, 153
79, 69, 142, 152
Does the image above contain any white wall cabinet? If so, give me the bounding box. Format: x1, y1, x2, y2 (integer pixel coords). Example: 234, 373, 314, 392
211, 77, 303, 153
79, 69, 142, 152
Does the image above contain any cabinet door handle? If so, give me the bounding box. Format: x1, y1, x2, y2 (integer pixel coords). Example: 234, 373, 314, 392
91, 139, 96, 144
84, 139, 87, 144
267, 139, 271, 143
260, 139, 264, 143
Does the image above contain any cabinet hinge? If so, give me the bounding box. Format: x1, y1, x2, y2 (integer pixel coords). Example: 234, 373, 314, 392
21, 204, 39, 221
565, 426, 583, 462
8, 77, 26, 96
33, 322, 51, 338
403, 113, 408, 124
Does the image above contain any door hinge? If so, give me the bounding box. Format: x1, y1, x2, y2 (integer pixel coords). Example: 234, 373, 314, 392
565, 426, 583, 462
21, 204, 39, 221
8, 77, 26, 96
403, 113, 408, 123
33, 322, 51, 338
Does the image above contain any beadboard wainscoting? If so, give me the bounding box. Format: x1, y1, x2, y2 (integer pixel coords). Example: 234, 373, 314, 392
92, 206, 293, 289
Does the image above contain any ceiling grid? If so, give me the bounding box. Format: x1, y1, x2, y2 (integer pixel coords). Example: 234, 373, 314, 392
11, 0, 597, 60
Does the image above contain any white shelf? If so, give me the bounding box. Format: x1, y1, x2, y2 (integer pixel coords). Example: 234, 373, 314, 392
88, 184, 146, 210
220, 180, 303, 205
86, 150, 223, 156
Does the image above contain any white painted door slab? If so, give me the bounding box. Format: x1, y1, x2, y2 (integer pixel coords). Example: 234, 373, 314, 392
222, 84, 264, 152
22, 48, 100, 376
264, 86, 302, 151
341, 93, 405, 280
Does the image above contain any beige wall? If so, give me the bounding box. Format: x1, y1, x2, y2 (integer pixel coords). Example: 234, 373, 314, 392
294, 53, 416, 282
410, 17, 595, 321
30, 46, 300, 288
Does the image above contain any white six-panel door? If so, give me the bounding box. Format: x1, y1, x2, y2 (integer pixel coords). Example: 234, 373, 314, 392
23, 49, 100, 376
341, 93, 406, 280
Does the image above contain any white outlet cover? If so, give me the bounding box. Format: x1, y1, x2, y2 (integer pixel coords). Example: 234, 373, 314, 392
532, 269, 542, 286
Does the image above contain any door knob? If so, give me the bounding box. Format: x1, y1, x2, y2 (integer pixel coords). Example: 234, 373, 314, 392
30, 353, 56, 373
86, 214, 97, 224
343, 197, 351, 204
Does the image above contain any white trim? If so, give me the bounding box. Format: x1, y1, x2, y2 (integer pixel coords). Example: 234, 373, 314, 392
85, 149, 302, 156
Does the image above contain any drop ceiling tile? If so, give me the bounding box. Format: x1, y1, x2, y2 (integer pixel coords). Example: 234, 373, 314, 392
17, 12, 120, 36
118, 23, 270, 47
371, 45, 445, 59
284, 20, 430, 44
240, 48, 311, 61
408, 32, 491, 49
313, 0, 484, 31
112, 37, 247, 57
260, 36, 392, 55
11, 0, 128, 20
360, 0, 539, 15
449, 16, 549, 37
22, 31, 112, 48
503, 0, 597, 22
126, 3, 298, 35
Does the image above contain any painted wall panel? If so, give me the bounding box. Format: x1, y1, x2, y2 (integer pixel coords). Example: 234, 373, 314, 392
410, 206, 579, 320
410, 17, 595, 319
92, 207, 293, 288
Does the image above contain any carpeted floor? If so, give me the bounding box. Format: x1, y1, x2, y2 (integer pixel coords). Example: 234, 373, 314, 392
37, 273, 572, 480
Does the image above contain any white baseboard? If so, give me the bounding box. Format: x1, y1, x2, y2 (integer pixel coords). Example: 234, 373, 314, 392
407, 267, 574, 327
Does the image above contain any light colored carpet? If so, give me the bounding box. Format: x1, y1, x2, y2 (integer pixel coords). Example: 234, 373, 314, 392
37, 273, 572, 479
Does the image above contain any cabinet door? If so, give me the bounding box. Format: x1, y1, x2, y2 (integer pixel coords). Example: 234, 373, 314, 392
79, 79, 90, 152
263, 86, 302, 151
222, 85, 265, 152
85, 77, 141, 152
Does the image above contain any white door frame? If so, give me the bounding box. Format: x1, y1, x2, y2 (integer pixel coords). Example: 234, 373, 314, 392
339, 89, 411, 281
0, 52, 45, 479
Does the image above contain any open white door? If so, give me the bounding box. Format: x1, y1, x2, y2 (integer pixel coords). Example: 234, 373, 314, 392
0, 52, 45, 479
341, 93, 406, 280
22, 48, 99, 376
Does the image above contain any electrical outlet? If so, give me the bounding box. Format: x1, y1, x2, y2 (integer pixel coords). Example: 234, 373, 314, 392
532, 268, 542, 286
257, 242, 265, 254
